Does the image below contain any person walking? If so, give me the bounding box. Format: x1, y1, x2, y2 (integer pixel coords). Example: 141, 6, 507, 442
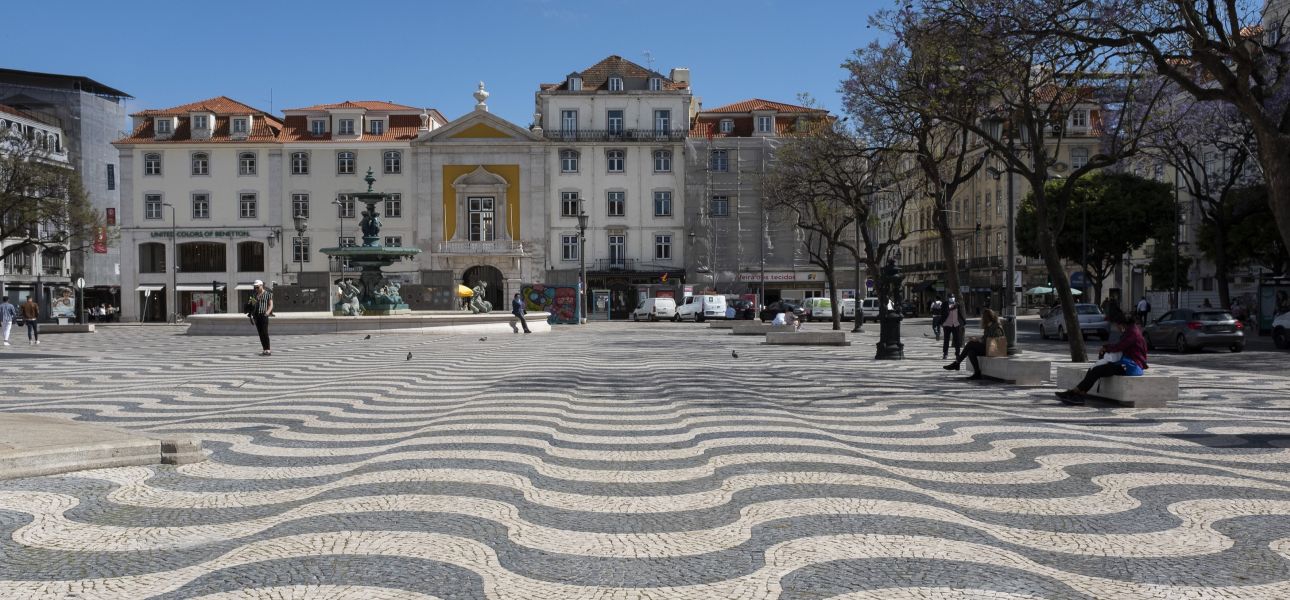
939, 295, 967, 360
0, 296, 15, 347
246, 280, 274, 356
1135, 296, 1151, 325
943, 308, 1005, 379
929, 296, 944, 340
20, 296, 39, 345
511, 292, 531, 334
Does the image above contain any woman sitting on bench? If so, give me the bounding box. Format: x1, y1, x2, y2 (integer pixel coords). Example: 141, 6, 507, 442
943, 308, 1005, 380
1056, 312, 1148, 404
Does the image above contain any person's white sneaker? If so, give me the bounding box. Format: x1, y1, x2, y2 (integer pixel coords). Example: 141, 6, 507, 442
2, 341, 10, 346
34, 340, 40, 345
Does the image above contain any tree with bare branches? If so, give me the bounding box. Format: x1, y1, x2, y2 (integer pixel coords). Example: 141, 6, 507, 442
1, 128, 100, 267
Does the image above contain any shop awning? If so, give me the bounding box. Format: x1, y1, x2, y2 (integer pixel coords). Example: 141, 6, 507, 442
176, 284, 224, 292
135, 285, 164, 292
235, 283, 256, 290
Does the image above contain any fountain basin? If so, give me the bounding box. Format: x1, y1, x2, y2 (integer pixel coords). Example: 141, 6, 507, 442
185, 311, 552, 336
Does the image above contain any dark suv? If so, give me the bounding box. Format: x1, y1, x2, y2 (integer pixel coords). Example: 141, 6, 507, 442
760, 301, 805, 322
728, 299, 756, 320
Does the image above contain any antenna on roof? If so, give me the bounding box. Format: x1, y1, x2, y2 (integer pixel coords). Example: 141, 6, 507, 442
643, 50, 655, 73
269, 88, 274, 114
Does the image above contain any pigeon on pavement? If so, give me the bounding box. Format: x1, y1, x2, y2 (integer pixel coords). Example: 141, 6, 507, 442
479, 337, 488, 342
406, 352, 412, 361
364, 334, 371, 340
731, 350, 739, 359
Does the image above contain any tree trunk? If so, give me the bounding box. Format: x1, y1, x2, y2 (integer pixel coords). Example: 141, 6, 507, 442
826, 268, 842, 331
1212, 220, 1231, 309
1256, 132, 1290, 262
1034, 187, 1088, 363
934, 208, 960, 301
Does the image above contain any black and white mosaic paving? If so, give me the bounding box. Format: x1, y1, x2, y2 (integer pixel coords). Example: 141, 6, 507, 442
2, 322, 1290, 599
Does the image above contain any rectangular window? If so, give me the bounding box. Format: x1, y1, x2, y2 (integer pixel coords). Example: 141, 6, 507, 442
192, 193, 210, 219
719, 119, 734, 133
232, 118, 248, 134
239, 193, 257, 219
655, 234, 672, 260
291, 152, 309, 175
648, 77, 662, 91
292, 193, 310, 219
383, 151, 402, 174
156, 119, 172, 134
385, 193, 402, 218
710, 149, 728, 172
106, 164, 115, 190
710, 195, 729, 217
292, 237, 311, 263
193, 115, 208, 130
384, 235, 402, 247
339, 119, 355, 135
607, 191, 625, 217
370, 120, 384, 135
606, 149, 624, 173
561, 234, 579, 261
337, 236, 355, 269
1071, 147, 1089, 169
653, 191, 672, 217
757, 115, 773, 132
1071, 109, 1088, 128
144, 194, 163, 220
238, 153, 256, 176
561, 109, 577, 134
192, 153, 209, 175
337, 152, 355, 174
337, 195, 356, 218
607, 110, 624, 134
310, 120, 325, 135
654, 109, 670, 132
608, 77, 623, 92
996, 189, 1003, 216
608, 234, 625, 264
561, 191, 581, 217
468, 196, 495, 241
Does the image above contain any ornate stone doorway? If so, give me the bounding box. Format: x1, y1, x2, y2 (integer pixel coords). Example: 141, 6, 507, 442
463, 265, 505, 310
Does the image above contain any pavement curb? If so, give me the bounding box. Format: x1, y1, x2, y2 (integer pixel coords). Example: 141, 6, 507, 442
0, 415, 206, 481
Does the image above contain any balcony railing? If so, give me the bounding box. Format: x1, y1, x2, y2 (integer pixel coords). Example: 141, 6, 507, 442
435, 240, 525, 255
593, 258, 636, 271
543, 129, 689, 142
42, 266, 66, 276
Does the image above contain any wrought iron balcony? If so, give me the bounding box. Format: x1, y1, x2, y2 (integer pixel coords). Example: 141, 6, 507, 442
42, 266, 66, 276
435, 240, 525, 255
593, 258, 636, 271
543, 129, 689, 142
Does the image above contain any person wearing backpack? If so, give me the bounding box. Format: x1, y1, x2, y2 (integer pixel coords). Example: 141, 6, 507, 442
1135, 296, 1150, 325
929, 296, 944, 340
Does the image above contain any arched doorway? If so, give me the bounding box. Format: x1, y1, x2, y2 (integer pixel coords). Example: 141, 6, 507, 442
462, 265, 504, 311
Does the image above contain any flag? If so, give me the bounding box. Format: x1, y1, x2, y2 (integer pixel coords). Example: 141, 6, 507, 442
660, 273, 669, 284
92, 226, 108, 254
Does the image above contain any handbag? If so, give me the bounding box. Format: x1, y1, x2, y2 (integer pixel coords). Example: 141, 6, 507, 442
985, 336, 1007, 357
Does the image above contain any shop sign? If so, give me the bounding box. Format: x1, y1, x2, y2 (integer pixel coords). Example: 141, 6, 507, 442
738, 272, 821, 282
105, 207, 116, 225
151, 230, 251, 239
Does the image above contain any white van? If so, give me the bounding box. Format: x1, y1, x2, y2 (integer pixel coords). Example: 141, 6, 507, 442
841, 298, 862, 322
801, 297, 834, 322
631, 297, 676, 322
860, 297, 880, 322
675, 294, 728, 322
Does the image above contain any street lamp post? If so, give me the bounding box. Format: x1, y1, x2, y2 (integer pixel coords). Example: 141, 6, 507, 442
293, 215, 309, 283
853, 184, 877, 333
983, 116, 1020, 355
577, 210, 588, 325
161, 202, 176, 323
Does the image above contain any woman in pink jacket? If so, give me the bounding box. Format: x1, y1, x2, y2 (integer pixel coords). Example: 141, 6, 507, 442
1056, 312, 1148, 405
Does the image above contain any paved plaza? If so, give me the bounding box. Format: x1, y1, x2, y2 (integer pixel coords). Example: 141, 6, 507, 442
2, 323, 1290, 599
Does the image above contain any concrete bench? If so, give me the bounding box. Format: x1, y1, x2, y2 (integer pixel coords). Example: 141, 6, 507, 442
765, 331, 850, 346
978, 356, 1051, 385
1055, 366, 1177, 408
731, 323, 774, 335
708, 321, 739, 329
35, 324, 95, 334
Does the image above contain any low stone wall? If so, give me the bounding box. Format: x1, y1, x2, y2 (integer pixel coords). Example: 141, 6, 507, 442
185, 311, 552, 336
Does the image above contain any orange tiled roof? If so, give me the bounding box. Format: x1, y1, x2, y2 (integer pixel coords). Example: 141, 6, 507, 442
701, 99, 827, 114
280, 114, 424, 142
282, 100, 422, 112
543, 55, 688, 91
690, 115, 831, 138
131, 95, 275, 118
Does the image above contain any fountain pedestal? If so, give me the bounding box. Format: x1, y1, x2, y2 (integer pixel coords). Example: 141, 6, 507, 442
320, 169, 422, 316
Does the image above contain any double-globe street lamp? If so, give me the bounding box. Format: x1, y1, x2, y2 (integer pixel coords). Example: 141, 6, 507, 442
293, 215, 309, 282
981, 115, 1021, 356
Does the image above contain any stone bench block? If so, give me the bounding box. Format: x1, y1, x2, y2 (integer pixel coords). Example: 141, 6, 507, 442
35, 324, 95, 334
1056, 367, 1177, 408
158, 437, 206, 465
731, 323, 774, 335
978, 356, 1051, 385
708, 321, 738, 329
766, 331, 850, 346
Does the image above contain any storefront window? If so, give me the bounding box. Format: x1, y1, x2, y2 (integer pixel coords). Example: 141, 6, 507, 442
177, 242, 226, 273
237, 241, 265, 272
138, 243, 166, 274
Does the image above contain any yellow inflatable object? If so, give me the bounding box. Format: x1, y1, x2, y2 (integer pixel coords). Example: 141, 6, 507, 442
457, 284, 474, 298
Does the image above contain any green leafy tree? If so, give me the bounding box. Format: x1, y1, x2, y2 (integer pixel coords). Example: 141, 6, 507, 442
0, 129, 102, 265
1017, 173, 1174, 303
1199, 186, 1290, 277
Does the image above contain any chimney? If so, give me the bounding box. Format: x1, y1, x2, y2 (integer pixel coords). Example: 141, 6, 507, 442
669, 67, 691, 88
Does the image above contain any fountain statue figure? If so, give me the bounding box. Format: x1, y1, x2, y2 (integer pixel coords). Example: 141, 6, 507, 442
320, 168, 422, 315
469, 282, 493, 313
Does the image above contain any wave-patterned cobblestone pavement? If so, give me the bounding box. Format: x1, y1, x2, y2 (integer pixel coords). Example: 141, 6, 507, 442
2, 323, 1290, 599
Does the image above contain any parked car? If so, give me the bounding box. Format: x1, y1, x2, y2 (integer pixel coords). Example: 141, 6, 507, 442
631, 297, 676, 322
1274, 311, 1290, 350
1039, 303, 1109, 340
801, 297, 834, 322
860, 297, 881, 323
840, 298, 859, 322
675, 294, 728, 322
1144, 308, 1245, 353
900, 301, 917, 318
726, 299, 756, 320
759, 301, 804, 322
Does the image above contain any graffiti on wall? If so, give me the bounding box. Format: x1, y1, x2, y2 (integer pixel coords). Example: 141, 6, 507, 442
521, 284, 578, 324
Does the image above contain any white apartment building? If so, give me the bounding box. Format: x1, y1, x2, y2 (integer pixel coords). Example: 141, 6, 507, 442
115, 97, 285, 321
535, 56, 691, 319
279, 100, 446, 284
0, 104, 73, 310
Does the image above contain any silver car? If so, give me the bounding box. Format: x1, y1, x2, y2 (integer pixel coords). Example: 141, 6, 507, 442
1144, 308, 1245, 353
1039, 303, 1109, 341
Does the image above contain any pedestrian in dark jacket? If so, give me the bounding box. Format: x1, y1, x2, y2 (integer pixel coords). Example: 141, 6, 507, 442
1056, 313, 1148, 404
246, 280, 274, 355
939, 295, 967, 360
511, 293, 531, 334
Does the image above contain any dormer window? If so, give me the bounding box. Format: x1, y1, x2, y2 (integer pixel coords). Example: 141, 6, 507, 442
370, 119, 385, 135
719, 119, 733, 133
608, 76, 624, 92
569, 76, 582, 91
338, 119, 355, 135
309, 120, 325, 135
648, 77, 662, 91
756, 115, 773, 133
193, 115, 209, 130
1070, 109, 1088, 128
155, 119, 172, 134
232, 117, 249, 134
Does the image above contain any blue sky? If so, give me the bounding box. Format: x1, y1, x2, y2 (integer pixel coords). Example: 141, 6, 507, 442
7, 0, 885, 127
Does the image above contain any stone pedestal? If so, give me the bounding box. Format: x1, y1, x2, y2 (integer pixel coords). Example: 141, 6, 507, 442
875, 313, 905, 360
